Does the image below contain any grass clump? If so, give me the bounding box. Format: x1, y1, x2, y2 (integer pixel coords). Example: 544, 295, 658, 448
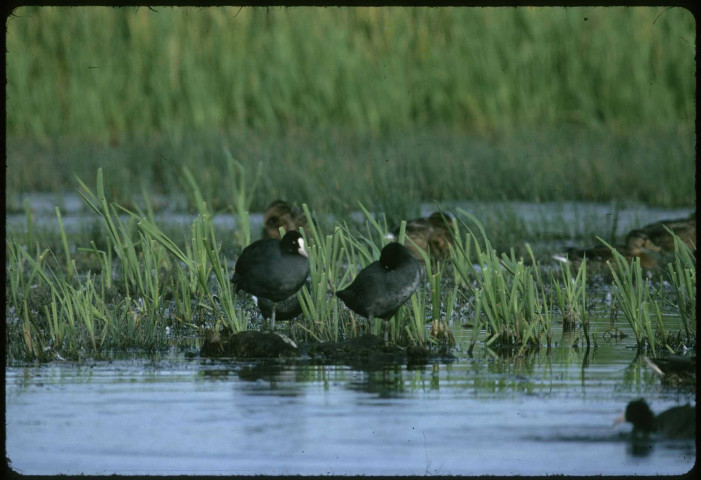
601, 236, 694, 355
451, 210, 552, 354
662, 230, 696, 343
297, 206, 351, 343
551, 259, 588, 330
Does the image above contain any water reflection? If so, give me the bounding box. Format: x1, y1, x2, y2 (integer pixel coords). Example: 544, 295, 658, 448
346, 365, 407, 398
6, 349, 695, 476
236, 361, 286, 382
628, 436, 656, 457
5, 312, 696, 476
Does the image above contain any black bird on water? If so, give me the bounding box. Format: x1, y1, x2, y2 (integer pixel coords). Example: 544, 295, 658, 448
336, 242, 421, 343
231, 231, 309, 331
615, 398, 696, 439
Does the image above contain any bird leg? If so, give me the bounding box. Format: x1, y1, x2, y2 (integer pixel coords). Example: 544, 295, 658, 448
367, 315, 374, 337
270, 302, 277, 332
383, 318, 390, 344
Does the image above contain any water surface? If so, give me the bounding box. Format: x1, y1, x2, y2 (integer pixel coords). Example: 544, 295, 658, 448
6, 327, 696, 476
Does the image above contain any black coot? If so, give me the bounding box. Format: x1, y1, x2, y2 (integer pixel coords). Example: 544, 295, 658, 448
231, 231, 309, 331
336, 242, 421, 343
615, 398, 696, 439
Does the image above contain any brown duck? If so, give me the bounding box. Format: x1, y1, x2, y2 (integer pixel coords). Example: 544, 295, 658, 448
262, 200, 309, 240
556, 230, 660, 268
629, 211, 696, 252
390, 211, 455, 261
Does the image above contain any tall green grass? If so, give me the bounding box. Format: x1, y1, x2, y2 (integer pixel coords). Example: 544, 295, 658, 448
551, 259, 587, 330
603, 232, 696, 354
450, 211, 553, 354
6, 125, 696, 220
661, 232, 696, 345
7, 7, 694, 140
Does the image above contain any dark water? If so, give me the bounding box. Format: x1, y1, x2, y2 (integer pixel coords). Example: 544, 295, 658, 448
5, 326, 696, 476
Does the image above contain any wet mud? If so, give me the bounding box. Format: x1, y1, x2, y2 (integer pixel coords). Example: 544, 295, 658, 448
200, 330, 455, 366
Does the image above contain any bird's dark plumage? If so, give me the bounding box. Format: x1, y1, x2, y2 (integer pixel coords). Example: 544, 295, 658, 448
254, 292, 304, 321
336, 242, 421, 342
231, 231, 309, 331
616, 399, 696, 439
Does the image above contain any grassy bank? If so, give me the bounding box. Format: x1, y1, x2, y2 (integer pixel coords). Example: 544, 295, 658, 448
5, 168, 697, 362
7, 7, 695, 140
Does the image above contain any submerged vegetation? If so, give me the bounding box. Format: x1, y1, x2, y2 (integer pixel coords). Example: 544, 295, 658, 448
5, 167, 696, 363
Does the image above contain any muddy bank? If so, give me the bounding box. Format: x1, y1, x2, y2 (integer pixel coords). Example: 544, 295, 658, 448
200, 330, 455, 366
199, 330, 298, 358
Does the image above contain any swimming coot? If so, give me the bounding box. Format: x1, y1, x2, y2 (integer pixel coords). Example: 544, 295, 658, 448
336, 242, 421, 343
615, 398, 696, 439
262, 200, 309, 239
231, 231, 309, 331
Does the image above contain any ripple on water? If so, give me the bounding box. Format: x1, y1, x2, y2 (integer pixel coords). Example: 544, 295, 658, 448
5, 345, 695, 476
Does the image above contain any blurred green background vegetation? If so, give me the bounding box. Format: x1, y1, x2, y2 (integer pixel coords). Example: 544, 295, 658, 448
5, 6, 696, 216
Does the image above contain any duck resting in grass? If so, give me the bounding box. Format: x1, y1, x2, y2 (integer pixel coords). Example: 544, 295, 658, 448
387, 211, 455, 262
262, 200, 309, 240
630, 211, 695, 252
553, 230, 660, 268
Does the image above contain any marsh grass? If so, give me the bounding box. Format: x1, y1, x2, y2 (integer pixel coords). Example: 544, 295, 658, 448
7, 8, 694, 140
662, 230, 696, 341
222, 148, 261, 249
133, 180, 248, 333
5, 166, 696, 361
297, 206, 352, 342
6, 8, 695, 231
602, 238, 661, 355
7, 126, 696, 219
450, 209, 553, 353
551, 258, 588, 330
